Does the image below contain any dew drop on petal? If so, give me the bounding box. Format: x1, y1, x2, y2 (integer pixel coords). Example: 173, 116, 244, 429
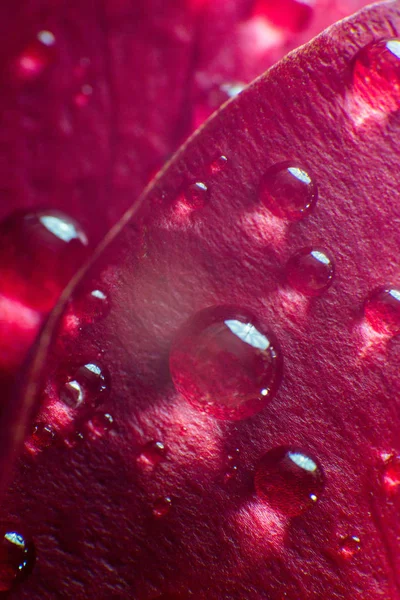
260, 163, 317, 221
209, 155, 228, 174
286, 248, 334, 296
13, 30, 56, 83
137, 441, 166, 467
364, 287, 400, 336
31, 422, 57, 450
223, 464, 239, 484
170, 306, 282, 420
0, 210, 89, 312
382, 455, 400, 494
88, 412, 114, 437
0, 531, 36, 591
153, 496, 172, 518
60, 362, 109, 408
183, 182, 209, 209
353, 39, 400, 114
255, 447, 324, 517
252, 0, 315, 34
74, 84, 93, 107
338, 535, 361, 560
74, 288, 110, 323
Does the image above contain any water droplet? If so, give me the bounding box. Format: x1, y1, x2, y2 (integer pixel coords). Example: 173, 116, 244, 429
153, 496, 172, 518
0, 210, 89, 312
255, 447, 324, 517
74, 84, 93, 107
286, 247, 334, 296
260, 163, 317, 221
0, 531, 35, 591
137, 441, 166, 467
60, 362, 109, 408
364, 287, 400, 336
169, 306, 282, 420
382, 455, 400, 494
338, 535, 361, 560
74, 288, 110, 323
252, 0, 315, 33
353, 39, 400, 113
88, 412, 114, 437
219, 82, 246, 99
183, 182, 209, 209
13, 30, 56, 83
224, 464, 239, 484
193, 82, 246, 128
31, 422, 57, 449
228, 448, 240, 462
209, 155, 228, 174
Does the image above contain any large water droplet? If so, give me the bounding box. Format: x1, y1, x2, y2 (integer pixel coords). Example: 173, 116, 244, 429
137, 441, 166, 467
170, 306, 282, 420
382, 455, 400, 494
286, 247, 334, 296
252, 0, 315, 33
13, 30, 56, 83
255, 447, 324, 516
0, 531, 35, 591
338, 535, 361, 560
364, 287, 400, 336
183, 182, 209, 209
31, 422, 57, 450
353, 39, 400, 113
260, 163, 317, 221
60, 362, 109, 408
0, 210, 89, 312
153, 496, 172, 518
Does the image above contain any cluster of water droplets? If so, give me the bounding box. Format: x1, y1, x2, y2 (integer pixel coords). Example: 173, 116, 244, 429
0, 531, 35, 592
11, 29, 95, 113
5, 32, 400, 594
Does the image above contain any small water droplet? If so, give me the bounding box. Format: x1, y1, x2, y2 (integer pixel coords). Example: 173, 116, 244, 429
338, 535, 361, 560
153, 496, 172, 518
74, 288, 110, 323
209, 155, 228, 174
252, 0, 315, 33
137, 441, 166, 467
13, 30, 56, 83
255, 447, 324, 517
286, 247, 334, 296
0, 531, 35, 591
224, 464, 239, 484
364, 287, 400, 336
353, 39, 400, 113
0, 210, 89, 312
260, 163, 317, 221
228, 448, 240, 462
31, 422, 57, 449
74, 84, 93, 107
183, 182, 209, 209
64, 429, 85, 448
219, 82, 246, 99
170, 306, 282, 420
88, 412, 114, 437
193, 83, 246, 128
60, 362, 109, 408
382, 455, 400, 494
